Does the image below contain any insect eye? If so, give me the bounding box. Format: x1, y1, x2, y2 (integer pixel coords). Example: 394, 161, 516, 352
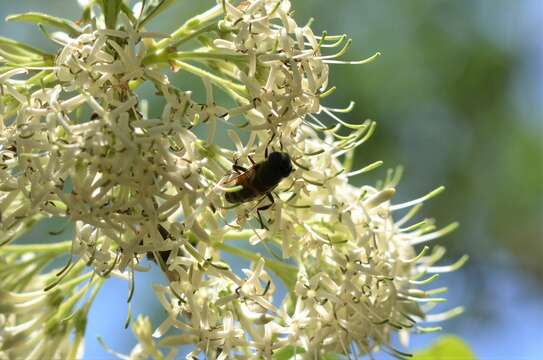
268, 151, 281, 162
279, 155, 293, 175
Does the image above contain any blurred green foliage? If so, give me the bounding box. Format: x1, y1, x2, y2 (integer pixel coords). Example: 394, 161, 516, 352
413, 335, 477, 359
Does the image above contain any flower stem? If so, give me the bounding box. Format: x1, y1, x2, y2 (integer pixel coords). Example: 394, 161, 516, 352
223, 229, 254, 241
152, 5, 223, 51
143, 50, 247, 66
172, 60, 247, 96
0, 240, 72, 254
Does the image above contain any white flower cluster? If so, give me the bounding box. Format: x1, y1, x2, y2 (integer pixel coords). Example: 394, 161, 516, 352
216, 0, 328, 126
0, 0, 466, 359
0, 247, 99, 360
1, 20, 230, 274
126, 122, 466, 359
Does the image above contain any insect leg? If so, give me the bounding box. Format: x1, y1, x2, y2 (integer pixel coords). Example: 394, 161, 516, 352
233, 164, 247, 173
256, 209, 268, 230
232, 158, 247, 173
265, 132, 276, 158
256, 193, 275, 230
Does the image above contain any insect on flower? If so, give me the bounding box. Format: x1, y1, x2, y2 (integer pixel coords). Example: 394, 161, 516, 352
225, 149, 293, 229
237, 1, 251, 11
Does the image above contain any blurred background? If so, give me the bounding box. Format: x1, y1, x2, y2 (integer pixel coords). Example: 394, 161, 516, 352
1, 0, 541, 358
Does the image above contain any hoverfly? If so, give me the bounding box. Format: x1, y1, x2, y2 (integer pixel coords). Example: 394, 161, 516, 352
225, 150, 293, 229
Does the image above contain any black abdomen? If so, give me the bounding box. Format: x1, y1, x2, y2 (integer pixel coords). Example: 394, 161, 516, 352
225, 184, 260, 203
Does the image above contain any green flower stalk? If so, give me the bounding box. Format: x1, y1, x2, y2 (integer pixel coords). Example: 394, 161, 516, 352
0, 0, 467, 359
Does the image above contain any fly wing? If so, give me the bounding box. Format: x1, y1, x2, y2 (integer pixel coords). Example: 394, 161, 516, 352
223, 167, 255, 186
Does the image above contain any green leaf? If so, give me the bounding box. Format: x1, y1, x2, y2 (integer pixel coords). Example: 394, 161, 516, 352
139, 0, 177, 28
272, 346, 306, 360
412, 336, 477, 360
6, 12, 81, 37
0, 37, 50, 59
119, 3, 137, 25
98, 0, 122, 29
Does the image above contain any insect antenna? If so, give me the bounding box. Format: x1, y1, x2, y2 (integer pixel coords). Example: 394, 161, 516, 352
264, 131, 276, 158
